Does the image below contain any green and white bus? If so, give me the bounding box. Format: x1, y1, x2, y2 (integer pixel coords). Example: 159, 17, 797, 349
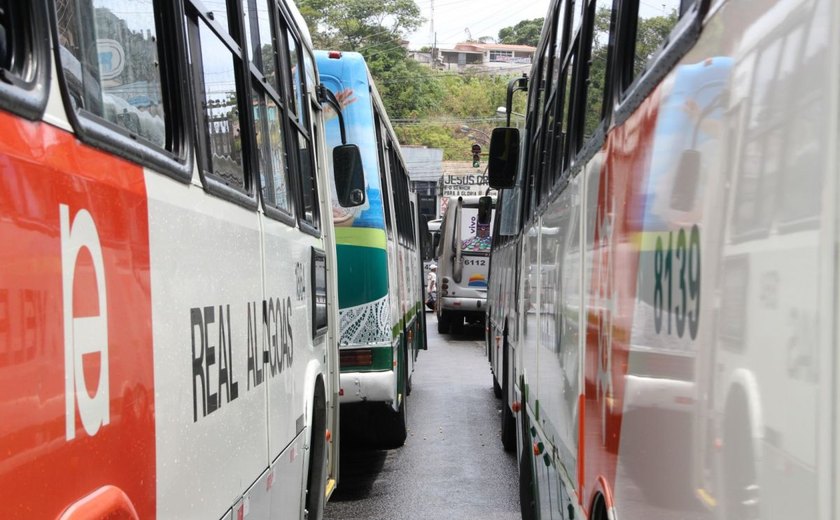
317, 51, 426, 448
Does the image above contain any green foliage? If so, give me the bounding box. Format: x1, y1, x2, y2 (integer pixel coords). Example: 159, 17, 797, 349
389, 72, 528, 155
394, 123, 495, 161
298, 0, 423, 50
498, 18, 544, 47
371, 58, 444, 119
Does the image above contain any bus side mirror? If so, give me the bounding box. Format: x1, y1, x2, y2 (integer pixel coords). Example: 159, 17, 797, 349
333, 144, 366, 207
488, 127, 519, 189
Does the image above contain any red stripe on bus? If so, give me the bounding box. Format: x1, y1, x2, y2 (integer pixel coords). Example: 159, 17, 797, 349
0, 111, 156, 518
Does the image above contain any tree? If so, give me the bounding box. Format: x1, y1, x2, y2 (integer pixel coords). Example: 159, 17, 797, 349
298, 0, 423, 51
298, 0, 441, 118
498, 18, 544, 47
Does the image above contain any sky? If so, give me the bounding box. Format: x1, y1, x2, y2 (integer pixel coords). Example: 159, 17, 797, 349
406, 0, 552, 50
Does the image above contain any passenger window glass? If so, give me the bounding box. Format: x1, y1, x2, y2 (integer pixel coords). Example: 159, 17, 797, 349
1, 0, 14, 72
198, 21, 245, 190
557, 54, 575, 167
296, 131, 317, 224
583, 0, 614, 139
253, 86, 292, 212
552, 6, 566, 84
304, 50, 316, 93
206, 1, 235, 37
732, 42, 781, 238
629, 0, 680, 85
570, 0, 582, 35
376, 120, 394, 236
287, 30, 303, 120
56, 0, 167, 147
243, 0, 278, 92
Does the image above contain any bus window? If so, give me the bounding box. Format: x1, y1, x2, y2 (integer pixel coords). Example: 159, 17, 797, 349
0, 1, 8, 70
286, 29, 306, 126
252, 86, 294, 214
582, 0, 615, 140
285, 28, 319, 228
0, 0, 48, 118
625, 0, 681, 89
195, 20, 246, 191
243, 0, 280, 93
56, 0, 168, 148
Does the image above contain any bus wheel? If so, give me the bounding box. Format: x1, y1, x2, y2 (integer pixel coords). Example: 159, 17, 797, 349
379, 399, 408, 449
723, 393, 759, 520
404, 342, 412, 396
519, 430, 537, 520
591, 494, 608, 520
450, 315, 464, 334
437, 311, 451, 334
501, 349, 516, 452
492, 376, 502, 399
305, 382, 327, 520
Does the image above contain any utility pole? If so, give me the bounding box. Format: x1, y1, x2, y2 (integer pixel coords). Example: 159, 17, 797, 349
430, 0, 437, 64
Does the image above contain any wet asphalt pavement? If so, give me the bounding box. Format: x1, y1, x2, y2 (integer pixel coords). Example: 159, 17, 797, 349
324, 313, 521, 520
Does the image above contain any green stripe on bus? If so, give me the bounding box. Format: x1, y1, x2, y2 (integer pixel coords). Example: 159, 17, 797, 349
336, 244, 389, 308
335, 227, 387, 250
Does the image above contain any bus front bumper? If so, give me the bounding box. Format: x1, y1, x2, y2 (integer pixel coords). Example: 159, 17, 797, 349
339, 371, 397, 405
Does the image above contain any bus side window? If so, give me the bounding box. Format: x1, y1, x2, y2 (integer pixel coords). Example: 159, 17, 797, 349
581, 0, 616, 141
0, 0, 49, 118
285, 28, 319, 230
537, 11, 558, 203
0, 2, 7, 69
622, 0, 683, 91
56, 0, 169, 148
374, 115, 394, 238
244, 0, 294, 218
194, 20, 247, 191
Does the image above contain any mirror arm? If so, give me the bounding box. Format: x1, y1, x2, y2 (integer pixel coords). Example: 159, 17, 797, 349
505, 74, 528, 127
317, 84, 348, 145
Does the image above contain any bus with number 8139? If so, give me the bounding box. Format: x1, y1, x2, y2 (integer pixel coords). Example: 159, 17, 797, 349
486, 0, 840, 518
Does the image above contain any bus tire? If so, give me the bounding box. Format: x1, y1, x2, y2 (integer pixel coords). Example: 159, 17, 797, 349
437, 311, 451, 334
450, 314, 464, 334
492, 376, 502, 399
404, 341, 412, 396
305, 381, 327, 520
501, 348, 516, 452
519, 428, 537, 520
379, 400, 408, 449
591, 494, 608, 520
723, 391, 759, 520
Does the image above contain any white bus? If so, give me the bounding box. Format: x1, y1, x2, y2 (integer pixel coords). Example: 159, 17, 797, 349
486, 0, 839, 518
435, 195, 496, 334
0, 1, 365, 518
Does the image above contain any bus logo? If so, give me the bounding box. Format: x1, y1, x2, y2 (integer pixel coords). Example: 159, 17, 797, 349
61, 204, 110, 440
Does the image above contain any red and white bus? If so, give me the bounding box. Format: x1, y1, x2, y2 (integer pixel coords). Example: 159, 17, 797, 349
486, 0, 839, 518
0, 0, 365, 518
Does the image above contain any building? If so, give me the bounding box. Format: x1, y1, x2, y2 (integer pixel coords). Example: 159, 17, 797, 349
436, 42, 535, 72
402, 146, 444, 221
